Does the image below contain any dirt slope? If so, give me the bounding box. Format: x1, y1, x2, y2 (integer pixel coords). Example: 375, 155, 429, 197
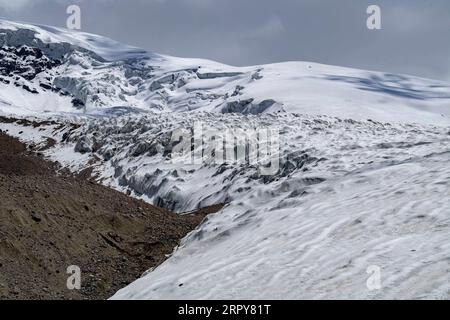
0, 132, 221, 300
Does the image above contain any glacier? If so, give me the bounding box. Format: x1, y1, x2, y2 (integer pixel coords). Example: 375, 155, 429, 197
0, 19, 449, 299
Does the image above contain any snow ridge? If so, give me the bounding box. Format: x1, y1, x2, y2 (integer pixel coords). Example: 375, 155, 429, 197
1, 18, 450, 125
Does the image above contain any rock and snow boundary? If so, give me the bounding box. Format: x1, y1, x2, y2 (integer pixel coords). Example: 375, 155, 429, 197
0, 19, 449, 299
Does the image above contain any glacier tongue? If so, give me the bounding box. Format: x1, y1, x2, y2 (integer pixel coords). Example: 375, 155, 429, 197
1, 111, 449, 299
97, 113, 448, 300
1, 18, 450, 300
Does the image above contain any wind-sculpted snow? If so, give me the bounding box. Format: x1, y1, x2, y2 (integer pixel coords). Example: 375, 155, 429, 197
116, 153, 450, 300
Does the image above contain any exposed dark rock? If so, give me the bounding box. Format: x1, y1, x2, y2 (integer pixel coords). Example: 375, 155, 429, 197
74, 136, 92, 154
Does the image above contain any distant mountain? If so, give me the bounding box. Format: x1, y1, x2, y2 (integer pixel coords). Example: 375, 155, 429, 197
1, 18, 450, 125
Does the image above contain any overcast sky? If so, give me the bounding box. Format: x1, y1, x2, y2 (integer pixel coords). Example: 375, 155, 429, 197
1, 0, 449, 81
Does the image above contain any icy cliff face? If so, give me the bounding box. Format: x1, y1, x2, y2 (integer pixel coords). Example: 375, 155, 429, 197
0, 19, 159, 112
2, 18, 450, 124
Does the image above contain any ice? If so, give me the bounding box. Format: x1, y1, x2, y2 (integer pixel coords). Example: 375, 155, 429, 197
1, 18, 449, 300
1, 18, 450, 125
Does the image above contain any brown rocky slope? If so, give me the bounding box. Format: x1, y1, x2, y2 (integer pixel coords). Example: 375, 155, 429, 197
0, 132, 222, 300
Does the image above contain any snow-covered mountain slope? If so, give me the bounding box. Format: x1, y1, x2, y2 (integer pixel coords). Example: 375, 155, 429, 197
1, 19, 450, 300
1, 112, 449, 299
1, 18, 450, 125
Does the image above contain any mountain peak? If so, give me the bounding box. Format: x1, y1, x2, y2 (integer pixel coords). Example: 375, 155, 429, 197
1, 18, 450, 125
0, 18, 159, 62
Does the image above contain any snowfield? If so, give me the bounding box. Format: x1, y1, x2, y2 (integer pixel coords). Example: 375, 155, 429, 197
0, 19, 449, 299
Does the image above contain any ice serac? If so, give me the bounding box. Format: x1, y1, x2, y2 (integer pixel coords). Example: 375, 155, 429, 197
1, 18, 450, 124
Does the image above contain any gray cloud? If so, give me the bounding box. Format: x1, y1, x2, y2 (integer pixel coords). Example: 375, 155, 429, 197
1, 0, 449, 81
